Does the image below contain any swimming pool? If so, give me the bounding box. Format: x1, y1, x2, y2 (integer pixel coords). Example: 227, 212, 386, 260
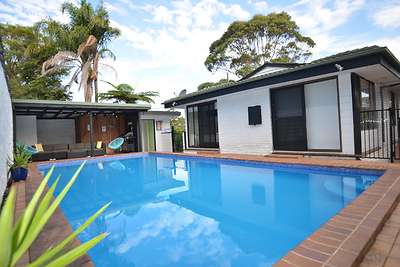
38, 154, 383, 267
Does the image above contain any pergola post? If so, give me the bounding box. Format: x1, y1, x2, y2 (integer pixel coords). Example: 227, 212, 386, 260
89, 112, 94, 157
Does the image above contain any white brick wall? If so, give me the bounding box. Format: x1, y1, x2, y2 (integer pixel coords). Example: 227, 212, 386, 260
139, 113, 176, 152
180, 72, 362, 156
217, 87, 273, 155
0, 63, 13, 202
338, 72, 355, 154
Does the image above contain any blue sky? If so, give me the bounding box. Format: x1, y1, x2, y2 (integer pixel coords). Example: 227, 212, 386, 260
1, 0, 399, 108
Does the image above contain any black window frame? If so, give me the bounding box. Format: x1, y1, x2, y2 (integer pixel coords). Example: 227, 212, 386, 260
359, 76, 378, 130
248, 105, 262, 125
186, 100, 219, 148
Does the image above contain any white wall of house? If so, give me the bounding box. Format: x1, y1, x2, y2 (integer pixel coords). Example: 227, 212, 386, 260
139, 112, 177, 152
217, 87, 273, 155
37, 119, 76, 145
304, 79, 341, 150
337, 71, 355, 155
16, 115, 37, 145
0, 63, 13, 201
216, 73, 354, 155
180, 71, 358, 155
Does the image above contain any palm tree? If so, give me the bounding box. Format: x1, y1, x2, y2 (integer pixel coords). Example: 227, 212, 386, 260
98, 81, 159, 104
40, 0, 120, 102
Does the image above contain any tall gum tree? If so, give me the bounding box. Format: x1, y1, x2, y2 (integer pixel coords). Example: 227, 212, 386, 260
205, 12, 315, 78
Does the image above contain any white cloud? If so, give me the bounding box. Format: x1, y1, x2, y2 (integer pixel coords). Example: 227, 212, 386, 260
0, 0, 74, 25
373, 3, 400, 28
104, 1, 128, 16
251, 1, 269, 12
153, 5, 174, 24
274, 0, 366, 58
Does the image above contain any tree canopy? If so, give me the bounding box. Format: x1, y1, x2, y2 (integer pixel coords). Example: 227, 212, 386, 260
205, 12, 315, 78
0, 0, 120, 102
0, 24, 71, 100
39, 0, 120, 102
98, 81, 159, 104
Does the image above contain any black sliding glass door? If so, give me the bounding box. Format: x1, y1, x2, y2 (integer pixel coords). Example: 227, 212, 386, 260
187, 101, 219, 148
271, 86, 307, 151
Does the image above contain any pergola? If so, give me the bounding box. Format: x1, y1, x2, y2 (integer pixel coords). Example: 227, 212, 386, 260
12, 99, 151, 155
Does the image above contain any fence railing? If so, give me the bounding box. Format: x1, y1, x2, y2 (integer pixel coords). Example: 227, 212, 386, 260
360, 108, 398, 162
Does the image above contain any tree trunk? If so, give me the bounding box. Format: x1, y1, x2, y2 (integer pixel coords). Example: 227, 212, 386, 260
94, 79, 98, 103
85, 79, 93, 102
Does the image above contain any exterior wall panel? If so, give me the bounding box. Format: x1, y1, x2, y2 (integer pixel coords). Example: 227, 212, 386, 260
217, 87, 273, 155
140, 113, 175, 152
37, 119, 76, 145
0, 63, 13, 202
338, 72, 355, 154
16, 115, 37, 145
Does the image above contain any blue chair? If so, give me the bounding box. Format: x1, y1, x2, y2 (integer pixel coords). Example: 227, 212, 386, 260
108, 137, 125, 151
24, 146, 38, 155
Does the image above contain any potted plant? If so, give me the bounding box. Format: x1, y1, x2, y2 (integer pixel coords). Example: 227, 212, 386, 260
8, 144, 32, 182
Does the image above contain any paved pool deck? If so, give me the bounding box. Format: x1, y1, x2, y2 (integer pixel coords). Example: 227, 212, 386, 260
12, 152, 400, 267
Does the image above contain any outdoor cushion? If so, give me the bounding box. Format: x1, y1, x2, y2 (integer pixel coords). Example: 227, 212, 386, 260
96, 141, 103, 149
31, 152, 53, 162
69, 143, 90, 151
52, 151, 67, 160
35, 143, 44, 152
43, 144, 69, 151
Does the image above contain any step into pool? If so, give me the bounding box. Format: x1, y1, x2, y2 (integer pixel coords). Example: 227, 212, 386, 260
38, 154, 383, 267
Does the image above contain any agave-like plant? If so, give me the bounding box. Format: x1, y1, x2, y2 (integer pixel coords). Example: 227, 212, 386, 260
0, 162, 109, 267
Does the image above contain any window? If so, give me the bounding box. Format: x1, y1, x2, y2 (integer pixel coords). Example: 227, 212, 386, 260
359, 77, 377, 130
155, 120, 162, 131
187, 101, 218, 148
360, 77, 376, 111
248, 105, 262, 125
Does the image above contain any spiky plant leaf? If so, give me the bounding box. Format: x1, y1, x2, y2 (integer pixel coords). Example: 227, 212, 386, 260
43, 233, 108, 267
14, 166, 54, 249
11, 163, 85, 266
28, 202, 111, 267
0, 187, 16, 267
31, 176, 60, 224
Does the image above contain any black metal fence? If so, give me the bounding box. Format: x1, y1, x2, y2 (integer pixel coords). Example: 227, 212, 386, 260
171, 127, 185, 152
360, 108, 399, 161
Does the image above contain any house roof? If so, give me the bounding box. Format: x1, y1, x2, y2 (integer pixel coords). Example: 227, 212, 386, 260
142, 110, 181, 117
241, 62, 302, 80
13, 99, 151, 119
164, 46, 400, 108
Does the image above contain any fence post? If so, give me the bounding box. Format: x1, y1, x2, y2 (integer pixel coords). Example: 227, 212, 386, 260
171, 126, 175, 152
390, 107, 395, 163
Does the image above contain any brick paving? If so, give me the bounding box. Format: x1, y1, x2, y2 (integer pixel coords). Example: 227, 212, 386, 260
360, 203, 400, 267
11, 152, 400, 266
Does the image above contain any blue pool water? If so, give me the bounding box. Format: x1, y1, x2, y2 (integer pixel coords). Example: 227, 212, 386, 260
38, 154, 382, 267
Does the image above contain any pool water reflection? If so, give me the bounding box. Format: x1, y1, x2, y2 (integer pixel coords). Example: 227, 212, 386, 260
39, 154, 382, 267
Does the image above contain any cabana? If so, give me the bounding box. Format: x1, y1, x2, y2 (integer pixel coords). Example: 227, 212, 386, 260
12, 99, 179, 160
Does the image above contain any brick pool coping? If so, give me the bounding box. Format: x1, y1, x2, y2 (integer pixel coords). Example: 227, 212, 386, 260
14, 152, 400, 267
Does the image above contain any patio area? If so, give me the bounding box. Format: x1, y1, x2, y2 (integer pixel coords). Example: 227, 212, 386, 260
12, 99, 180, 160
